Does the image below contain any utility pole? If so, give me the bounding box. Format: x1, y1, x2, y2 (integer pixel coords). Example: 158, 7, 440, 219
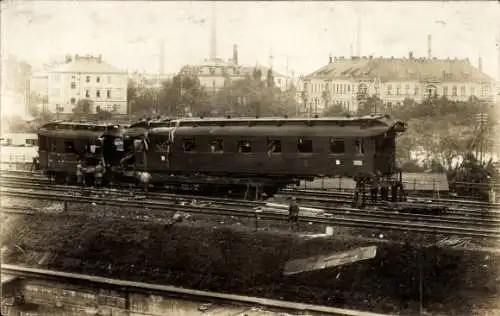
476, 112, 488, 163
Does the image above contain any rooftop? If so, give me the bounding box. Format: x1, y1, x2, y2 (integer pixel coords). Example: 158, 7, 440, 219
48, 54, 126, 74
305, 56, 493, 83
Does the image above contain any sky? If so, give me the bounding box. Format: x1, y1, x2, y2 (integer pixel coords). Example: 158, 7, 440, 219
1, 1, 500, 79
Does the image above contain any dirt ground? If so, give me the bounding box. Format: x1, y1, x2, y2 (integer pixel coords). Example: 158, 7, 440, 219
2, 203, 500, 315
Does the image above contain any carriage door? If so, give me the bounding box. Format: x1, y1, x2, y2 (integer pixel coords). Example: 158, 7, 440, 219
379, 133, 396, 175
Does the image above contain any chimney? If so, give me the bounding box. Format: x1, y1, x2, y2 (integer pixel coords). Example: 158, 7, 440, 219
478, 56, 483, 72
356, 14, 362, 57
232, 44, 238, 65
329, 53, 333, 64
427, 34, 432, 59
65, 54, 72, 63
98, 54, 102, 63
210, 5, 217, 59
409, 51, 414, 59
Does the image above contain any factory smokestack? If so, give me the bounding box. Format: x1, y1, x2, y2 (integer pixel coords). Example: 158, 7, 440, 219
159, 39, 165, 75
356, 14, 362, 57
427, 34, 432, 59
478, 56, 483, 72
210, 5, 217, 59
233, 44, 238, 65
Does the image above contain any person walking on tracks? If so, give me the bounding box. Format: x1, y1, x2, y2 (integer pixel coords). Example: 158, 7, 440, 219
370, 175, 379, 204
30, 156, 40, 171
380, 176, 389, 201
94, 160, 104, 188
288, 197, 300, 231
76, 160, 85, 187
137, 171, 152, 197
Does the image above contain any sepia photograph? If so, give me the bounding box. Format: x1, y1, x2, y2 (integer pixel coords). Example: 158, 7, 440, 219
1, 1, 500, 315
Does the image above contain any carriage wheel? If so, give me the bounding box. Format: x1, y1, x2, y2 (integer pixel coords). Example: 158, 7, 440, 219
263, 186, 278, 199
54, 172, 67, 184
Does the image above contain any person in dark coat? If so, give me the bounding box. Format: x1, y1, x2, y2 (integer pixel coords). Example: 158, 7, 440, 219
288, 197, 300, 230
370, 175, 379, 203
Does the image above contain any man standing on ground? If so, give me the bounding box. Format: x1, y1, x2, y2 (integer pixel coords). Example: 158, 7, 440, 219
76, 160, 84, 188
94, 160, 103, 188
288, 197, 300, 231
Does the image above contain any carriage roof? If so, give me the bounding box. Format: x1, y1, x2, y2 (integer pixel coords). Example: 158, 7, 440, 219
169, 114, 405, 129
38, 121, 125, 139
149, 115, 406, 138
128, 118, 173, 129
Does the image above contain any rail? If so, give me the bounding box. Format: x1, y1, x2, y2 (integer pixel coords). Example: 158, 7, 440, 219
1, 264, 390, 316
2, 188, 500, 239
281, 188, 500, 210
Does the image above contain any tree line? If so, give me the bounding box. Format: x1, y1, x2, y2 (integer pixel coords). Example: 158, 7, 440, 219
127, 68, 298, 119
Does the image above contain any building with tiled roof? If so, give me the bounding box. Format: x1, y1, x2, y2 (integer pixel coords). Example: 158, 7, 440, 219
47, 54, 128, 115
180, 45, 294, 95
300, 53, 496, 115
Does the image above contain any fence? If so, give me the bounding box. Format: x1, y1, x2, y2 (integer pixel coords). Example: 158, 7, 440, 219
0, 150, 37, 171
296, 175, 449, 193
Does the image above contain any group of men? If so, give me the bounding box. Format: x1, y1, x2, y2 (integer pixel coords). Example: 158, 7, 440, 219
355, 174, 406, 205
76, 159, 105, 187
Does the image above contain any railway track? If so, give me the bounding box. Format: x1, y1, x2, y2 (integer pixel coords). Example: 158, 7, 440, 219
1, 264, 388, 316
2, 172, 497, 214
3, 174, 499, 226
281, 188, 500, 210
3, 169, 497, 210
2, 186, 500, 239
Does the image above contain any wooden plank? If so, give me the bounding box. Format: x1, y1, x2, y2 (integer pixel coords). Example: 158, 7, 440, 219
283, 246, 377, 276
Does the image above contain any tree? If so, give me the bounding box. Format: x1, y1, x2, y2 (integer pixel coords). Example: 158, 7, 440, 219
321, 90, 331, 110
212, 76, 297, 117
158, 74, 212, 117
127, 79, 138, 103
448, 153, 499, 200
322, 103, 349, 116
266, 69, 274, 88
72, 99, 92, 115
95, 108, 113, 121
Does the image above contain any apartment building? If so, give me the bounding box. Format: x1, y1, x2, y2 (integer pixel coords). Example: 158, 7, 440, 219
47, 54, 128, 115
300, 53, 495, 115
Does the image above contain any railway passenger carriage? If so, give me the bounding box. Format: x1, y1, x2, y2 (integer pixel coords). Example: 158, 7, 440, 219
38, 121, 126, 183
36, 115, 406, 199
132, 115, 406, 197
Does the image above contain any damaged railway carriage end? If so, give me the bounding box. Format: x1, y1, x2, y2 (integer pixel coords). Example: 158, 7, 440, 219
127, 115, 406, 199
38, 121, 127, 184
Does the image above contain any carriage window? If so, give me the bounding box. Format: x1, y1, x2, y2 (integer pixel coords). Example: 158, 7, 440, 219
133, 139, 143, 151
297, 138, 313, 153
237, 140, 252, 153
114, 138, 124, 151
183, 138, 196, 152
355, 139, 365, 154
329, 139, 345, 154
267, 139, 282, 154
209, 139, 224, 153
64, 141, 76, 153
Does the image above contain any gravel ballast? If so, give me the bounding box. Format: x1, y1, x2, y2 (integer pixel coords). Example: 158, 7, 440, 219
2, 207, 500, 315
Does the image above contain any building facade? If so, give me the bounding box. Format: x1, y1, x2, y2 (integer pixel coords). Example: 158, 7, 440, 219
180, 45, 294, 95
47, 54, 128, 115
301, 54, 496, 116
